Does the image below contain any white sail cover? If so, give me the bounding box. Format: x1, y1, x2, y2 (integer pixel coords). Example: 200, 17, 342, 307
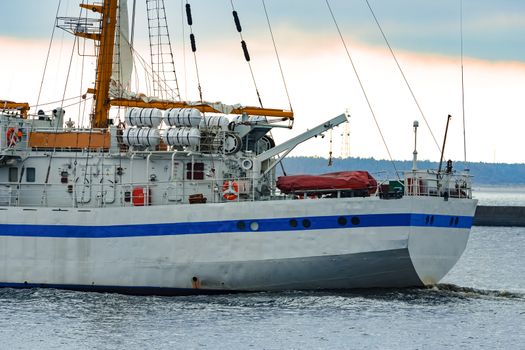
110, 0, 133, 98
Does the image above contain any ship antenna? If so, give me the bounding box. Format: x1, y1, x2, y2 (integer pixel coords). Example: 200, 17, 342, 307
412, 120, 419, 171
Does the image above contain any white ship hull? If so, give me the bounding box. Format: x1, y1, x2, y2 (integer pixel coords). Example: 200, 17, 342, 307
0, 196, 477, 294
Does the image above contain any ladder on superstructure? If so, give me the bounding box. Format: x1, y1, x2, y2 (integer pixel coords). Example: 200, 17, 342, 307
146, 0, 181, 100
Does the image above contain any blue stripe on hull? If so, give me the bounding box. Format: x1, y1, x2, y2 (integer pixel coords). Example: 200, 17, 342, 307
0, 213, 473, 238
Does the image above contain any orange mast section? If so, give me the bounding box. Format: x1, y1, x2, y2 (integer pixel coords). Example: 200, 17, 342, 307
91, 0, 118, 129
109, 99, 294, 119
83, 0, 293, 126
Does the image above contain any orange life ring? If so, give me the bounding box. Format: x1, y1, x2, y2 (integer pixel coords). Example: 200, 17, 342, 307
6, 127, 23, 146
222, 180, 239, 201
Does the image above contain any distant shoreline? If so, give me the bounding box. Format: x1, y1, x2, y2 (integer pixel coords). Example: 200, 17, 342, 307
281, 156, 525, 185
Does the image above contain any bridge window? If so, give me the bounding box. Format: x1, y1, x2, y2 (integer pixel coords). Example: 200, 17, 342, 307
26, 167, 36, 182
8, 167, 18, 182
186, 162, 204, 180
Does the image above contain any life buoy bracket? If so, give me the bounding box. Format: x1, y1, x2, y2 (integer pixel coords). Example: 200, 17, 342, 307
6, 127, 23, 146
222, 180, 239, 201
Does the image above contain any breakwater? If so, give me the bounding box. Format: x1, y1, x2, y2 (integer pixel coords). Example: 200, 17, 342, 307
474, 206, 525, 227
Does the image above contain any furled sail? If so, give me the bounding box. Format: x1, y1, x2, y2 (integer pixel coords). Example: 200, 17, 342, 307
110, 0, 133, 98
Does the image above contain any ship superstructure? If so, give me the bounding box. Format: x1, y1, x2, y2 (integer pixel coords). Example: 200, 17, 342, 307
0, 0, 477, 294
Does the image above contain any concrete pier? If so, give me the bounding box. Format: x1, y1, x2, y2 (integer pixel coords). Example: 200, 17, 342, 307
474, 206, 525, 227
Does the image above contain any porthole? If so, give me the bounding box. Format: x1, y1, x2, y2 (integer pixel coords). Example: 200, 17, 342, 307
302, 219, 311, 228
351, 216, 360, 225
236, 221, 246, 230
338, 216, 348, 226
289, 219, 298, 228
455, 217, 459, 226
250, 222, 259, 231
449, 217, 454, 226
430, 216, 434, 225
425, 216, 430, 225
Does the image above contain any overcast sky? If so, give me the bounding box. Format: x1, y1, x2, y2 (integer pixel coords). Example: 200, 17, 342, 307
0, 0, 524, 164
1, 0, 523, 61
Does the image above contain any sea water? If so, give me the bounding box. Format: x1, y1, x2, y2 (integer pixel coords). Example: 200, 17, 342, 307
474, 185, 525, 206
0, 215, 523, 349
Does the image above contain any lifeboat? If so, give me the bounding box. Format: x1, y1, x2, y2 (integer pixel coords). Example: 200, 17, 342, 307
276, 171, 377, 196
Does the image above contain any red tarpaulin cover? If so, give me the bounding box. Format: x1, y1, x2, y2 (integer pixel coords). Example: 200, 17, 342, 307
276, 171, 377, 195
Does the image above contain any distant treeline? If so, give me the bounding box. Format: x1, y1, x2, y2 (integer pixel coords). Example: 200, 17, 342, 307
279, 157, 525, 185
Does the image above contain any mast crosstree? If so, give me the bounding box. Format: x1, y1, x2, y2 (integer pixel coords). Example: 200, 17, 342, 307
57, 0, 293, 131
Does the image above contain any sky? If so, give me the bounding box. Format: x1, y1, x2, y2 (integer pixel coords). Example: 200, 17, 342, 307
0, 0, 524, 164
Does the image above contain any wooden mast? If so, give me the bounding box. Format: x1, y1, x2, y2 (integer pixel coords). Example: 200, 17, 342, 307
91, 0, 118, 129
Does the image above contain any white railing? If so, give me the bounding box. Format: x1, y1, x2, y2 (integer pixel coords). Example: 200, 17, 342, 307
403, 170, 472, 199
0, 169, 475, 209
0, 176, 265, 208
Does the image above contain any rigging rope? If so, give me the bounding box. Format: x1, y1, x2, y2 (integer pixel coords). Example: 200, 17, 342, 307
181, 0, 188, 100
325, 0, 400, 179
230, 0, 263, 107
363, 0, 441, 154
42, 4, 84, 205
255, 0, 290, 175
30, 94, 84, 109
261, 0, 293, 113
36, 0, 63, 112
185, 1, 203, 102
460, 0, 467, 164
58, 96, 93, 112
60, 37, 79, 112
78, 15, 87, 127
131, 47, 180, 98
130, 0, 137, 46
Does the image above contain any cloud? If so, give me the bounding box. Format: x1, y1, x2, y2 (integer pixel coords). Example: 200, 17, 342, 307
2, 0, 524, 62
1, 2, 524, 163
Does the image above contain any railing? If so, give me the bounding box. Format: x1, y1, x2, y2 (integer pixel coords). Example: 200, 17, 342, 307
0, 176, 264, 208
56, 16, 101, 36
403, 170, 472, 199
0, 171, 474, 208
